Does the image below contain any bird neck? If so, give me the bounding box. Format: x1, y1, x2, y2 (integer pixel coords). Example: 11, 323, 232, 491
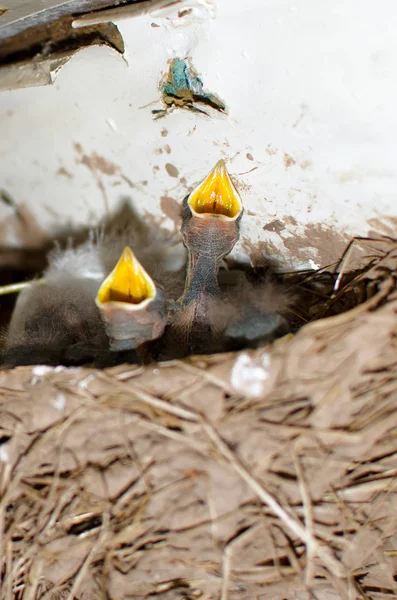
181, 250, 220, 305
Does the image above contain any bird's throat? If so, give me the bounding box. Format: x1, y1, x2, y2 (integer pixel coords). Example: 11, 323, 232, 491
181, 251, 220, 306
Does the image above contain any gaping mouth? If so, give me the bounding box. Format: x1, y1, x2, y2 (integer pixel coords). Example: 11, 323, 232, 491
96, 247, 156, 310
187, 159, 243, 220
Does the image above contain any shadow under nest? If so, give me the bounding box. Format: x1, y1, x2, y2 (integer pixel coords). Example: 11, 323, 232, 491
0, 207, 397, 600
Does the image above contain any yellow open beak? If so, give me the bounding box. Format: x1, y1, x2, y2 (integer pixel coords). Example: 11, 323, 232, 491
187, 159, 243, 220
96, 247, 156, 310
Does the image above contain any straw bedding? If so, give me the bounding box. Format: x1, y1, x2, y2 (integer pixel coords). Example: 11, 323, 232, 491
0, 236, 397, 600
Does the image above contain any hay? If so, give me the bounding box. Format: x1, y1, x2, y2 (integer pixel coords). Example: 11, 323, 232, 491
1, 238, 397, 600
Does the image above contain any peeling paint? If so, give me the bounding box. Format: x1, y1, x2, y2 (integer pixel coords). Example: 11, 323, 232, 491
153, 57, 226, 118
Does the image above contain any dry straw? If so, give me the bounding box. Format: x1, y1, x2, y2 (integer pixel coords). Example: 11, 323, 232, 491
0, 236, 397, 600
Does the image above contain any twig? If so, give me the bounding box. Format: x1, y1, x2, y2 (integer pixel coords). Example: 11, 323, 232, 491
66, 512, 110, 600
0, 280, 39, 297
293, 449, 315, 586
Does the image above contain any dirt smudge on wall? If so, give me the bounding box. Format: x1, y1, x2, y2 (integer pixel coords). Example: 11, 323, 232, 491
74, 143, 137, 213
56, 167, 73, 179
243, 218, 350, 268
282, 223, 350, 266
283, 153, 296, 168
263, 220, 285, 234
367, 217, 397, 238
241, 238, 283, 269
165, 163, 179, 178
160, 196, 181, 228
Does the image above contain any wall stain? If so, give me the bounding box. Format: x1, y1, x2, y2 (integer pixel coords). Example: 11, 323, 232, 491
165, 163, 179, 178
300, 159, 312, 170
74, 143, 137, 213
367, 216, 397, 238
266, 145, 277, 156
263, 219, 285, 234
243, 218, 350, 268
283, 153, 296, 168
56, 166, 73, 179
241, 237, 281, 268
292, 103, 309, 128
160, 196, 182, 228
282, 223, 349, 266
85, 153, 118, 176
284, 216, 297, 227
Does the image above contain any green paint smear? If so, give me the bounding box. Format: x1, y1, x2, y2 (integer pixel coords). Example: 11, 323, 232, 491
153, 58, 226, 119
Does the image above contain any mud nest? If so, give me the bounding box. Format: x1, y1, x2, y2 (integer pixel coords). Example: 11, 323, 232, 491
0, 236, 397, 600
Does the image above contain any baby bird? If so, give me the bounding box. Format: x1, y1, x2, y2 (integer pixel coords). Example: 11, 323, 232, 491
157, 160, 291, 358
3, 164, 291, 366
157, 159, 244, 357
211, 269, 291, 351
95, 246, 167, 355
3, 263, 108, 368
3, 228, 185, 367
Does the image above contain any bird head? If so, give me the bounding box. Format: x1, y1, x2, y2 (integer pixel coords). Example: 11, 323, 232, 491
95, 246, 166, 352
181, 159, 243, 262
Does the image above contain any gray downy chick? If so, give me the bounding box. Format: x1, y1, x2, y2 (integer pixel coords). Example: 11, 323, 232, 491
3, 228, 186, 367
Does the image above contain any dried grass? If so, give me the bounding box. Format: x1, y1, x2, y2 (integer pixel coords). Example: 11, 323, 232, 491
1, 237, 397, 600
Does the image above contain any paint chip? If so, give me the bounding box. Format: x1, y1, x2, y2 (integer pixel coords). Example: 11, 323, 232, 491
153, 57, 226, 118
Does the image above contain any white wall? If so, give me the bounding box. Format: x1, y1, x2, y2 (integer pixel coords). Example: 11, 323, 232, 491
0, 0, 396, 269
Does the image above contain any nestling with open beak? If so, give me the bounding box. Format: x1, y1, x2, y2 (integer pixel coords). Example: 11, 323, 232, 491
95, 246, 167, 355
157, 159, 291, 358
157, 160, 243, 357
3, 161, 291, 367
3, 228, 184, 367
